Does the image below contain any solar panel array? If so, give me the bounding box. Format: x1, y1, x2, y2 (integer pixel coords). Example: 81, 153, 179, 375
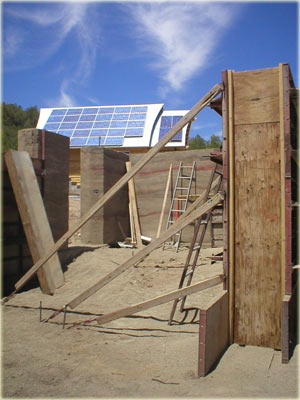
43, 106, 148, 147
159, 115, 183, 142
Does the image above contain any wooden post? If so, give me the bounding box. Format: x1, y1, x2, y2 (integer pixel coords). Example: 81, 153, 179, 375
11, 84, 223, 295
126, 161, 143, 248
4, 150, 64, 294
156, 164, 173, 238
227, 69, 235, 344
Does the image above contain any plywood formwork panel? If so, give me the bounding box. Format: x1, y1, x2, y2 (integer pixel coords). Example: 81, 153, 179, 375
232, 67, 280, 125
198, 291, 229, 377
234, 122, 281, 349
226, 64, 297, 353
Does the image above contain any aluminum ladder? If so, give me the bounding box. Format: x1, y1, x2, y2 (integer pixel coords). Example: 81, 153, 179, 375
163, 161, 196, 252
168, 163, 223, 324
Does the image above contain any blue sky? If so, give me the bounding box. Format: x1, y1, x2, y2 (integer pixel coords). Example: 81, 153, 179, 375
2, 1, 298, 140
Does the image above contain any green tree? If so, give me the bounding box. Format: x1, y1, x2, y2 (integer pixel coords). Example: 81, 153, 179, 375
189, 134, 207, 149
206, 134, 222, 149
1, 103, 39, 151
189, 133, 222, 149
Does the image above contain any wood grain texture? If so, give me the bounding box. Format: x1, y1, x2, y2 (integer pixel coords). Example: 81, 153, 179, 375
198, 291, 229, 377
234, 122, 281, 349
232, 67, 280, 125
126, 162, 143, 248
156, 163, 173, 238
4, 150, 64, 294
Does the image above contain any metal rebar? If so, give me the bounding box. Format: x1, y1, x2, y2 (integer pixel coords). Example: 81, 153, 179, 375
63, 305, 67, 329
39, 301, 42, 322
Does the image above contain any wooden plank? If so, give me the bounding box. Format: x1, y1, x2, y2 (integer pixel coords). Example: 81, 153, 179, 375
227, 69, 235, 343
4, 150, 64, 294
222, 69, 229, 292
12, 83, 222, 295
68, 193, 223, 309
232, 67, 280, 125
126, 161, 143, 248
198, 291, 229, 377
234, 122, 281, 349
95, 275, 223, 325
156, 163, 172, 238
279, 63, 286, 300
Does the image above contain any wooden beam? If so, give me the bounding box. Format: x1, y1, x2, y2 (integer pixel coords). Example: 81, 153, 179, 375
227, 69, 235, 344
156, 163, 173, 238
4, 150, 64, 294
279, 63, 286, 300
95, 275, 223, 325
126, 161, 143, 248
11, 84, 223, 295
68, 193, 223, 309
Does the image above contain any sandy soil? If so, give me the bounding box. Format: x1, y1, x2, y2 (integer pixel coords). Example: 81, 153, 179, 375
2, 197, 298, 398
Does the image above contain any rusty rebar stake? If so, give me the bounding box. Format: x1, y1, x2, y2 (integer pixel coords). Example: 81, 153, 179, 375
39, 301, 42, 322
62, 305, 67, 329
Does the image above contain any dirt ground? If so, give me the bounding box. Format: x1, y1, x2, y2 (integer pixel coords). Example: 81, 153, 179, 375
2, 197, 298, 398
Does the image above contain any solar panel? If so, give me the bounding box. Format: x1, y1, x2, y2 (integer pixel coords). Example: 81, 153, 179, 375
94, 121, 110, 128
104, 136, 124, 146
90, 129, 107, 136
99, 107, 114, 114
79, 114, 96, 122
63, 115, 79, 122
48, 116, 63, 123
159, 115, 183, 142
87, 137, 101, 145
42, 105, 150, 147
51, 109, 67, 116
44, 123, 60, 131
83, 107, 99, 114
96, 114, 112, 121
125, 128, 144, 137
70, 137, 87, 146
115, 106, 131, 113
66, 108, 82, 115
108, 128, 126, 136
127, 120, 144, 127
131, 106, 147, 112
110, 120, 127, 128
73, 130, 90, 137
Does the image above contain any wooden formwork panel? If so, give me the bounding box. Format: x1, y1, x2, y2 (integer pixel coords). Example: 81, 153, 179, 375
234, 122, 281, 349
225, 64, 297, 353
198, 291, 229, 377
232, 67, 279, 125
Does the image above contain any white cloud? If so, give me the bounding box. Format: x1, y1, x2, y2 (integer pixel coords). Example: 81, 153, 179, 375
126, 3, 239, 94
3, 27, 24, 57
3, 3, 101, 105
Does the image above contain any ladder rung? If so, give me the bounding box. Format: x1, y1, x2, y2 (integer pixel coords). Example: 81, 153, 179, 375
185, 270, 193, 276
180, 166, 194, 168
176, 187, 189, 190
178, 176, 191, 179
193, 245, 201, 250
171, 209, 186, 212
200, 220, 208, 225
174, 198, 187, 201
